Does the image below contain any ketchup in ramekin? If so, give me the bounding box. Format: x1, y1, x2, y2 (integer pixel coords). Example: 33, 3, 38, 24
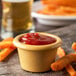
13, 32, 62, 72
19, 33, 56, 45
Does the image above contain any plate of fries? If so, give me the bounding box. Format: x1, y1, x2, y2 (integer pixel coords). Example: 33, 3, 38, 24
32, 1, 76, 26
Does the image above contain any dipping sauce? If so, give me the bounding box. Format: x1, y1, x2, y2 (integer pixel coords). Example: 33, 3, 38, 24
14, 32, 62, 72
19, 33, 56, 45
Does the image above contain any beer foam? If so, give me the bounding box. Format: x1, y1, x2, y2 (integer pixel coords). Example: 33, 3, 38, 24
3, 0, 30, 2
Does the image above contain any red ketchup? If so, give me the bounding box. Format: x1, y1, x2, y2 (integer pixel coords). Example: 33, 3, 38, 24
19, 33, 56, 45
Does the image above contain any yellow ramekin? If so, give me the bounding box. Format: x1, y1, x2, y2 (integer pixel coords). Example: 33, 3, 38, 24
13, 32, 62, 72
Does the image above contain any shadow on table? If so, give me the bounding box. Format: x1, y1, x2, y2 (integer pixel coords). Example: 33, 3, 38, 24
33, 18, 67, 32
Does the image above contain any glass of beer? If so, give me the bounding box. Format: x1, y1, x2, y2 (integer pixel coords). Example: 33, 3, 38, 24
1, 0, 34, 39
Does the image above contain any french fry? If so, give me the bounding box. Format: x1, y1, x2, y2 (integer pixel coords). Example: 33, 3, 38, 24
0, 38, 16, 49
72, 42, 76, 51
51, 53, 76, 71
41, 0, 76, 8
57, 47, 65, 57
0, 41, 16, 49
2, 38, 13, 42
0, 37, 17, 61
57, 47, 76, 76
66, 64, 76, 76
0, 47, 16, 61
40, 0, 76, 16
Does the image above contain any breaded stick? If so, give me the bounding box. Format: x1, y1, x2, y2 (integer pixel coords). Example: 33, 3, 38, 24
51, 49, 76, 71
0, 47, 16, 61
57, 47, 76, 76
72, 42, 76, 51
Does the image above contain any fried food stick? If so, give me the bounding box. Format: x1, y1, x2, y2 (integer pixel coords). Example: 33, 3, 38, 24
57, 47, 76, 76
0, 41, 16, 49
0, 47, 16, 61
41, 0, 76, 8
0, 38, 16, 49
72, 42, 76, 51
2, 38, 13, 42
51, 48, 76, 71
0, 38, 16, 61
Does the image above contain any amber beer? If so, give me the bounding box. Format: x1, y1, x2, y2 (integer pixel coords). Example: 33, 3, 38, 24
2, 0, 33, 38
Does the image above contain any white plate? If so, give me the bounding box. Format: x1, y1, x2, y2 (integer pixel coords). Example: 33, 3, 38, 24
32, 1, 76, 26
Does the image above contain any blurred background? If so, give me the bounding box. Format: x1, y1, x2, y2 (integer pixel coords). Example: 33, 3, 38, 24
34, 0, 39, 1
1, 0, 76, 39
